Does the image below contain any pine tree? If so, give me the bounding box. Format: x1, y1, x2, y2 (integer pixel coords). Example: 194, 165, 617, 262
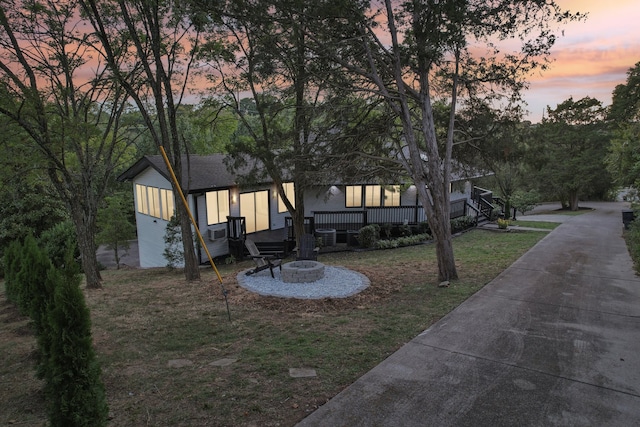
16, 235, 52, 318
2, 240, 22, 304
46, 257, 108, 426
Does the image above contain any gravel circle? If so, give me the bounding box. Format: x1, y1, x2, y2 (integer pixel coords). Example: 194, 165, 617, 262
236, 265, 370, 299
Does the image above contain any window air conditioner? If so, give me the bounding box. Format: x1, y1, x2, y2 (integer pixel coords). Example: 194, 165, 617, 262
207, 227, 227, 241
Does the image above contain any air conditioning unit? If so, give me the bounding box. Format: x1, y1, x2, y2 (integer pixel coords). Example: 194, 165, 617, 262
207, 227, 227, 241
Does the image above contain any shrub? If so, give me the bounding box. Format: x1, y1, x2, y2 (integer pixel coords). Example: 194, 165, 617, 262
46, 261, 108, 426
417, 221, 430, 235
3, 240, 23, 304
489, 207, 502, 221
163, 215, 184, 269
16, 235, 52, 317
374, 233, 430, 249
358, 224, 380, 248
511, 190, 540, 215
626, 216, 640, 269
39, 221, 79, 269
399, 223, 412, 237
497, 218, 510, 229
451, 216, 476, 233
380, 223, 393, 239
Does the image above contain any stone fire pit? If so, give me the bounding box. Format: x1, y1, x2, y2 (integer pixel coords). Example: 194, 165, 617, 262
281, 260, 325, 283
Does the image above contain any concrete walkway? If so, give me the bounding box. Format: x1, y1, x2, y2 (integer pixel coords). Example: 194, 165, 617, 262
297, 202, 640, 426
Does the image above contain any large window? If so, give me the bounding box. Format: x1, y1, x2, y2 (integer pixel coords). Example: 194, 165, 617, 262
347, 184, 401, 208
365, 185, 382, 207
240, 190, 269, 233
346, 186, 362, 208
160, 189, 174, 221
206, 190, 230, 225
383, 185, 401, 206
278, 182, 295, 213
135, 184, 175, 219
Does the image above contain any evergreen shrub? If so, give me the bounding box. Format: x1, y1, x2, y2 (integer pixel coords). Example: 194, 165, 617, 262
3, 240, 23, 304
16, 235, 52, 317
39, 221, 79, 269
357, 224, 380, 248
46, 260, 108, 427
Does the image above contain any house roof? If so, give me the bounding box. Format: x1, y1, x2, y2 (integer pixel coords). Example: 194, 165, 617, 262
118, 153, 486, 192
117, 154, 247, 192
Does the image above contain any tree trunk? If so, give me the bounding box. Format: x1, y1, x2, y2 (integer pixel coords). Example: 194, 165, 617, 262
292, 195, 306, 251
177, 204, 200, 280
569, 191, 579, 211
416, 179, 458, 282
70, 202, 102, 289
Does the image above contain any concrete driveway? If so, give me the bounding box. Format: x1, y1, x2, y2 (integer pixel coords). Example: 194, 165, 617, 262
298, 202, 640, 426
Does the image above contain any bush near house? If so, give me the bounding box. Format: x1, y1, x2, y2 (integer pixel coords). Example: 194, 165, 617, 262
357, 224, 381, 248
359, 215, 476, 248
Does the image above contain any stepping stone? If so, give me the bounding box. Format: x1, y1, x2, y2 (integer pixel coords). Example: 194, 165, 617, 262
289, 368, 317, 378
210, 358, 238, 367
167, 359, 193, 368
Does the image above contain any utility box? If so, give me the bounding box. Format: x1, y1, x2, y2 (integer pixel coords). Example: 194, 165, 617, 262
622, 209, 635, 229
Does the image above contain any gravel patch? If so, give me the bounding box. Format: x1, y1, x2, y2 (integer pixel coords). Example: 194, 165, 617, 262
236, 265, 370, 299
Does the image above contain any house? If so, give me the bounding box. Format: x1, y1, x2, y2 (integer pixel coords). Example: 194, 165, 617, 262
117, 154, 477, 268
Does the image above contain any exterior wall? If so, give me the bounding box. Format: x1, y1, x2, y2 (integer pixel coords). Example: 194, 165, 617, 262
267, 183, 290, 232
132, 171, 476, 267
303, 184, 421, 214
194, 194, 230, 264
133, 167, 174, 268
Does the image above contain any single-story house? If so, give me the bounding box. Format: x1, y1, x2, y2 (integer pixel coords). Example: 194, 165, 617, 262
117, 154, 478, 268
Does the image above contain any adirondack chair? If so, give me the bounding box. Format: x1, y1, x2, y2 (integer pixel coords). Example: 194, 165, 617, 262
294, 234, 320, 261
245, 238, 283, 278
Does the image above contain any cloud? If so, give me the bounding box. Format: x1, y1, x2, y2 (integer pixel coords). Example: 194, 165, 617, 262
522, 0, 640, 121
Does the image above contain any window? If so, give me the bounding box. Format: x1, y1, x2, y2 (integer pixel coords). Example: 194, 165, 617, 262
365, 185, 382, 207
206, 190, 230, 225
160, 189, 175, 220
148, 187, 160, 218
136, 184, 175, 220
348, 184, 401, 207
383, 185, 401, 207
278, 182, 295, 213
136, 184, 148, 215
240, 190, 269, 233
346, 186, 362, 208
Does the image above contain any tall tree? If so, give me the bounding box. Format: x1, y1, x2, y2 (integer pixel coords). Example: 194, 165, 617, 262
312, 0, 581, 281
0, 0, 135, 288
532, 96, 611, 210
606, 62, 640, 189
78, 0, 220, 281
205, 0, 396, 246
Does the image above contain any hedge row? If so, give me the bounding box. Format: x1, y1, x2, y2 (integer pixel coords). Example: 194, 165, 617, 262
3, 236, 108, 427
357, 215, 477, 248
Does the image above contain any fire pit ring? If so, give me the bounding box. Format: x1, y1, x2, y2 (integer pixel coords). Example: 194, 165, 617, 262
281, 260, 325, 283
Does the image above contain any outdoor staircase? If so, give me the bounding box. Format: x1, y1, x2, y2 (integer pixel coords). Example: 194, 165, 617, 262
469, 186, 506, 225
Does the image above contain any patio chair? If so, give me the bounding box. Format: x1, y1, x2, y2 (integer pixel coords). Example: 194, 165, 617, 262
245, 238, 283, 278
293, 233, 320, 261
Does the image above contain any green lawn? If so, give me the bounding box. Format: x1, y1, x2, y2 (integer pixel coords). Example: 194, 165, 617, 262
1, 228, 548, 426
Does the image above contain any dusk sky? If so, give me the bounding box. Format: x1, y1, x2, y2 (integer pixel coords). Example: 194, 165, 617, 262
524, 0, 640, 122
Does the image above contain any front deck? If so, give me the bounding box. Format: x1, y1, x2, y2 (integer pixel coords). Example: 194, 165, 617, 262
226, 198, 473, 260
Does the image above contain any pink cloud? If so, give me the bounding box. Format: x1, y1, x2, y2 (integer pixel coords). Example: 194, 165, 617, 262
522, 0, 640, 121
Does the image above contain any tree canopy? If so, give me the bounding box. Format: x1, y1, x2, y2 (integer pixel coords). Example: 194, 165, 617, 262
531, 97, 612, 210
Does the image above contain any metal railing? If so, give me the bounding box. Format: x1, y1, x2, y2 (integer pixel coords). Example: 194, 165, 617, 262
313, 199, 469, 232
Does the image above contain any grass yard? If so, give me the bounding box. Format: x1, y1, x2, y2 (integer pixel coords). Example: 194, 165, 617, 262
1, 229, 548, 426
